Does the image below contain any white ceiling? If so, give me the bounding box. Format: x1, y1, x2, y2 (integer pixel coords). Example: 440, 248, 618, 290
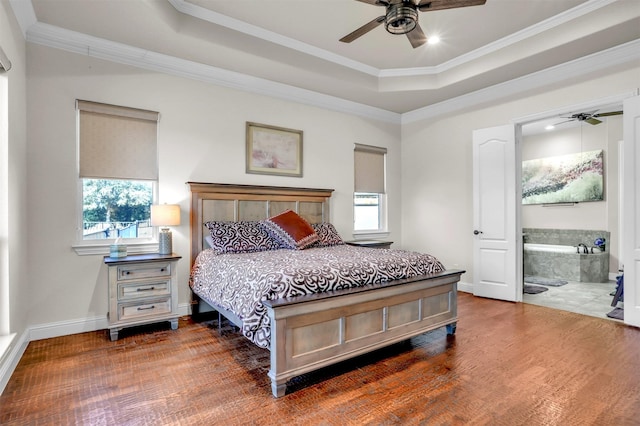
10, 0, 640, 121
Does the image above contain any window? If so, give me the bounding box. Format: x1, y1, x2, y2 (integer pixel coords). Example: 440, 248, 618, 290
354, 144, 387, 232
76, 100, 159, 247
1, 59, 9, 338
354, 193, 382, 230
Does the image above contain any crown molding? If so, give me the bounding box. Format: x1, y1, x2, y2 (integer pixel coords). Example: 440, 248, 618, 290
380, 0, 618, 77
9, 1, 638, 125
167, 0, 380, 77
171, 0, 616, 79
22, 21, 639, 126
401, 39, 640, 124
25, 22, 401, 124
8, 0, 36, 38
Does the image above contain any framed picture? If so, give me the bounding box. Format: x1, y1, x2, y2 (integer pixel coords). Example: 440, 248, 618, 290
522, 149, 604, 205
246, 122, 303, 177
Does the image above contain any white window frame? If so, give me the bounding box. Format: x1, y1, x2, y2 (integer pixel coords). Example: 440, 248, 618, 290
73, 179, 159, 255
353, 144, 389, 237
0, 62, 14, 352
72, 101, 160, 255
353, 192, 388, 236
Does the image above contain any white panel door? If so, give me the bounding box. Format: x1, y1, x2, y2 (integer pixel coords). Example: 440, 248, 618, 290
472, 125, 520, 301
623, 95, 640, 327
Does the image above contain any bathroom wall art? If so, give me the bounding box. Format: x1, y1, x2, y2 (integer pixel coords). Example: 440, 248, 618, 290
522, 149, 604, 205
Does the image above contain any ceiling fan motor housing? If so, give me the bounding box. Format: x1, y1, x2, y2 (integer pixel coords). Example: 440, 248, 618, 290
385, 4, 418, 34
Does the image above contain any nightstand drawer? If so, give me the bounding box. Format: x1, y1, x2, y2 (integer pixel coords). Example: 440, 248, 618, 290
117, 262, 171, 281
118, 298, 172, 322
118, 280, 171, 301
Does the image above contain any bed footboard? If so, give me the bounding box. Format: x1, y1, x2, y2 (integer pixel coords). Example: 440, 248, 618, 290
263, 269, 463, 397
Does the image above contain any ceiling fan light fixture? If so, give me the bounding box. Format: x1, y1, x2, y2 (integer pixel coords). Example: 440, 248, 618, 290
427, 35, 440, 45
385, 4, 418, 35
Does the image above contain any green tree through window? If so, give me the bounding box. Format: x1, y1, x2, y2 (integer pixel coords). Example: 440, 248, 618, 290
83, 179, 153, 239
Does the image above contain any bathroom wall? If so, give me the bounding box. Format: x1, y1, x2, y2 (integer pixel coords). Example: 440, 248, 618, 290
521, 116, 622, 274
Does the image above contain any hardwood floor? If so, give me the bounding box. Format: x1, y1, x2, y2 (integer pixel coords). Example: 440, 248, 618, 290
2, 292, 639, 425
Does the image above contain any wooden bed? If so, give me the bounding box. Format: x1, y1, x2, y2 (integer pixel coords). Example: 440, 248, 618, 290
188, 182, 464, 397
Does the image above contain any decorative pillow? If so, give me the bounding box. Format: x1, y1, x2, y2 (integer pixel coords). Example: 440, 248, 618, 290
204, 221, 282, 254
260, 210, 319, 250
311, 222, 344, 247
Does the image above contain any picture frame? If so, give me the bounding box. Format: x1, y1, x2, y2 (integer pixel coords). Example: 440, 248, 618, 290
246, 122, 303, 177
522, 149, 604, 205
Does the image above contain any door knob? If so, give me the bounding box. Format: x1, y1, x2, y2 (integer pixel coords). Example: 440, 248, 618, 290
473, 230, 483, 235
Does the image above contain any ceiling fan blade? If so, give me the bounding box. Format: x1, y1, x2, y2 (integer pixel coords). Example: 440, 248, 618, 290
354, 0, 389, 5
406, 23, 427, 48
340, 16, 386, 43
585, 117, 603, 125
593, 111, 623, 118
417, 0, 486, 12
552, 119, 574, 127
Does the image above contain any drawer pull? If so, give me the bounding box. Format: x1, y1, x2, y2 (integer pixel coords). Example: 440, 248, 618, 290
136, 287, 155, 292
160, 268, 166, 272
137, 305, 156, 311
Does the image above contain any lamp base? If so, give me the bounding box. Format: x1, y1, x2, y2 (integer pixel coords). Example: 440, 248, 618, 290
158, 228, 172, 255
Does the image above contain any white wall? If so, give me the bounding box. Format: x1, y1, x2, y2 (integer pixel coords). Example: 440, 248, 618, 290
11, 6, 640, 342
401, 67, 639, 287
0, 0, 29, 388
25, 44, 402, 328
522, 116, 623, 272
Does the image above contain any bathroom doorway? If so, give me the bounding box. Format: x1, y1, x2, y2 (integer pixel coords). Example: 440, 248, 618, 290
518, 97, 624, 321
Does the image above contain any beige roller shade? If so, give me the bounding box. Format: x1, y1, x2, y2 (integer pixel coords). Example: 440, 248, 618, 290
354, 144, 386, 194
77, 100, 159, 180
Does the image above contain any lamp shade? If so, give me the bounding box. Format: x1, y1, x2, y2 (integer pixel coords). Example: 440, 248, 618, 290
150, 204, 181, 227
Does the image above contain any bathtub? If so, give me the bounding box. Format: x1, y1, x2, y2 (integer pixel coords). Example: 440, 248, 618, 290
524, 243, 576, 253
524, 243, 604, 254
523, 243, 608, 282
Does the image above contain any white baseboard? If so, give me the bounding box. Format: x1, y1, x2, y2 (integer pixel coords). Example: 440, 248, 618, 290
28, 303, 192, 341
179, 302, 191, 317
457, 280, 473, 293
29, 315, 110, 341
0, 331, 29, 396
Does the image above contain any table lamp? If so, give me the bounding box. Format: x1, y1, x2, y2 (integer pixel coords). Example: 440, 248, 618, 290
151, 204, 181, 255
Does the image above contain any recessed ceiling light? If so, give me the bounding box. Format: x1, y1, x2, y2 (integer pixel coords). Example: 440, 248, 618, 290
428, 35, 440, 45
545, 125, 555, 131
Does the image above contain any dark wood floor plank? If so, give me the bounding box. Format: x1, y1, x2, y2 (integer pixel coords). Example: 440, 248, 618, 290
1, 293, 639, 425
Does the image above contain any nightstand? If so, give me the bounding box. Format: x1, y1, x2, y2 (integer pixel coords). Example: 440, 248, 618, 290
345, 240, 393, 249
104, 253, 181, 341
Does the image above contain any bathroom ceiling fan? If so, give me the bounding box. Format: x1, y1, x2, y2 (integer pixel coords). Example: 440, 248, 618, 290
554, 110, 623, 126
340, 0, 487, 48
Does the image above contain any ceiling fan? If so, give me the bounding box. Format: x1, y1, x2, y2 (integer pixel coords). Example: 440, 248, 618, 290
554, 110, 623, 126
340, 0, 487, 48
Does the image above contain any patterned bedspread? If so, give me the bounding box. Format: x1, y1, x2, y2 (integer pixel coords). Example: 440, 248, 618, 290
189, 245, 445, 349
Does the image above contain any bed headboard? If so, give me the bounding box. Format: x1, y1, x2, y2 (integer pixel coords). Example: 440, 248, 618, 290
187, 182, 334, 266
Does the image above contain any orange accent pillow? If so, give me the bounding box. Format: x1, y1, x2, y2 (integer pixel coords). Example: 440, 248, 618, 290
261, 210, 319, 250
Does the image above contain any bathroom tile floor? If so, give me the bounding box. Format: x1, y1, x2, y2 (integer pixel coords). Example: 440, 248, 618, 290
523, 279, 622, 321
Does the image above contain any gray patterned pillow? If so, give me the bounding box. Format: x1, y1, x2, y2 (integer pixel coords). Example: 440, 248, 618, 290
204, 221, 282, 254
311, 223, 344, 247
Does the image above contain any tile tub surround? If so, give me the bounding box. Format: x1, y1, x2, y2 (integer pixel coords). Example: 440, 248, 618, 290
523, 228, 610, 249
523, 228, 610, 283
